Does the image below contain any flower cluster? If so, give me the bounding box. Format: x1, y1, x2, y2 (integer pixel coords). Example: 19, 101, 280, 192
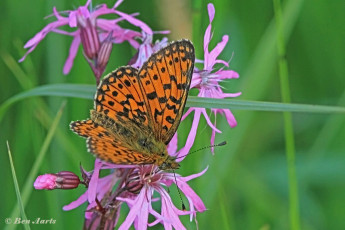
179, 3, 241, 158
28, 1, 240, 229
20, 0, 152, 84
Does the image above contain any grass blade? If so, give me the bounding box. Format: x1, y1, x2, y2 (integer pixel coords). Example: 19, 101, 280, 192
273, 0, 300, 229
6, 142, 31, 230
5, 102, 66, 230
1, 84, 345, 124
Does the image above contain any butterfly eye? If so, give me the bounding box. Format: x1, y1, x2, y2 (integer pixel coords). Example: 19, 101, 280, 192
139, 138, 147, 147
160, 162, 167, 170
160, 152, 165, 157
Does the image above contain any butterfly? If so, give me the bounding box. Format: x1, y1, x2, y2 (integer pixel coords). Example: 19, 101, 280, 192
70, 40, 195, 170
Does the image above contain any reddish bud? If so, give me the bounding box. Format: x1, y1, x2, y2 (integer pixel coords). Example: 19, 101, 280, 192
97, 39, 113, 71
34, 171, 80, 190
79, 18, 100, 60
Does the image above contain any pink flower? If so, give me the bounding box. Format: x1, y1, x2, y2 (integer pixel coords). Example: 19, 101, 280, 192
114, 136, 206, 229
129, 31, 169, 69
117, 165, 207, 230
180, 3, 241, 157
33, 135, 207, 229
19, 0, 152, 83
62, 160, 122, 213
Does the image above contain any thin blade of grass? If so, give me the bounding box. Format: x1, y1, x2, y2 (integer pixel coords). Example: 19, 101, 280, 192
273, 0, 300, 229
1, 84, 345, 124
187, 97, 345, 113
6, 141, 31, 230
0, 84, 94, 121
218, 187, 232, 230
5, 102, 66, 230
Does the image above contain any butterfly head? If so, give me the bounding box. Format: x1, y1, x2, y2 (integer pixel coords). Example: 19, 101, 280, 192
159, 157, 180, 170
154, 148, 179, 170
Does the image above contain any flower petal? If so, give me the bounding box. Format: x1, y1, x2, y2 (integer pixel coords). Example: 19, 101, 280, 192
63, 33, 80, 74
113, 0, 125, 8
207, 3, 215, 23
177, 178, 207, 212
190, 73, 201, 88
63, 190, 88, 211
19, 18, 69, 62
217, 70, 239, 80
90, 4, 117, 19
181, 107, 194, 121
223, 109, 237, 128
221, 92, 242, 98
206, 35, 229, 70
177, 110, 201, 161
156, 187, 188, 230
118, 187, 150, 230
201, 109, 221, 133
183, 166, 208, 182
203, 24, 212, 65
114, 10, 153, 35
167, 133, 178, 157
87, 159, 103, 203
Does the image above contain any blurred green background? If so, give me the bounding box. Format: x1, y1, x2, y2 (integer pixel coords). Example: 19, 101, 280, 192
1, 0, 345, 229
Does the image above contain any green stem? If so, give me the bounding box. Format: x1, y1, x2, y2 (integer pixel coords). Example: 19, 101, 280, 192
192, 0, 204, 56
273, 0, 300, 229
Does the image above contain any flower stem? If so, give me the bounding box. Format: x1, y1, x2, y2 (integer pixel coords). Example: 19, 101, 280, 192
273, 0, 300, 230
192, 0, 204, 55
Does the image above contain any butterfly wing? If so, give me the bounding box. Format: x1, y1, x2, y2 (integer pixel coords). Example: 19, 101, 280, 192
70, 120, 155, 165
94, 66, 152, 130
137, 40, 195, 144
71, 40, 195, 166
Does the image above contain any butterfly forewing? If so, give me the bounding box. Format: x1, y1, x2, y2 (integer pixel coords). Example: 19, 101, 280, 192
138, 40, 195, 144
94, 66, 151, 129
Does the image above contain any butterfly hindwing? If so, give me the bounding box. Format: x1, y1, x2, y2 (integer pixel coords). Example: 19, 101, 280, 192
87, 136, 154, 165
138, 40, 195, 144
70, 120, 154, 165
70, 119, 111, 139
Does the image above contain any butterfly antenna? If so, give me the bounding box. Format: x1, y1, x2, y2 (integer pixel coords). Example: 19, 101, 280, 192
172, 169, 186, 211
176, 141, 227, 160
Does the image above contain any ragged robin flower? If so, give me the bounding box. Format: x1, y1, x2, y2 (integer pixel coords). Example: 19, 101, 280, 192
116, 134, 207, 230
19, 0, 152, 84
33, 140, 206, 230
35, 135, 207, 229
180, 3, 241, 158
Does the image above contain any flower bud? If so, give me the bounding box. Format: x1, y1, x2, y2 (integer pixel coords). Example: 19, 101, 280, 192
96, 38, 113, 71
79, 17, 100, 60
125, 173, 143, 194
34, 171, 80, 190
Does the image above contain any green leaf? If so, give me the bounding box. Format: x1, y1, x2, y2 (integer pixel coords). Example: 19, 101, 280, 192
0, 84, 94, 121
1, 83, 345, 123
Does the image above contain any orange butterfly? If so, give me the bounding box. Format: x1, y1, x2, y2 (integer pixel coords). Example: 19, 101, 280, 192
70, 40, 195, 170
